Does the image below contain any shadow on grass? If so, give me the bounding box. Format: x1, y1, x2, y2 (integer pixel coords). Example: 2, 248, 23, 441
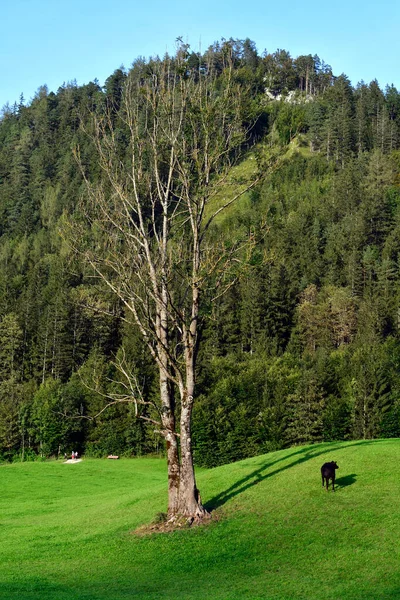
204, 439, 385, 512
336, 473, 357, 488
0, 580, 137, 600
0, 580, 72, 600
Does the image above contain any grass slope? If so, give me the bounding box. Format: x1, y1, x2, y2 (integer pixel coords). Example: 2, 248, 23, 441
2, 440, 400, 599
204, 137, 311, 235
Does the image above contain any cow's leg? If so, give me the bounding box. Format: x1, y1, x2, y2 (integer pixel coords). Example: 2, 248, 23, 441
332, 476, 335, 492
322, 474, 325, 488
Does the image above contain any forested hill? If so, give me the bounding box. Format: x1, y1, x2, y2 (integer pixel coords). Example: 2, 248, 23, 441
1, 38, 400, 465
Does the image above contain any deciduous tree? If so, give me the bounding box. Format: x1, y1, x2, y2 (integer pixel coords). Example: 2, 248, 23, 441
70, 50, 264, 522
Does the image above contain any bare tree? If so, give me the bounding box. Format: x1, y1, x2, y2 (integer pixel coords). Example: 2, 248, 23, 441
71, 50, 263, 522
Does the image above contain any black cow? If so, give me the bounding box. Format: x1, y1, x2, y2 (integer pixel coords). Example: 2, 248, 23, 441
321, 461, 339, 492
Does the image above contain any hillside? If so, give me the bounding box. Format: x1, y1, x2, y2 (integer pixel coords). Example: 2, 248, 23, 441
1, 439, 400, 599
1, 39, 400, 464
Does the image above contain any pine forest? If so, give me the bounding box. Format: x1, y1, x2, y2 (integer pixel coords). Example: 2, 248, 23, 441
1, 38, 400, 469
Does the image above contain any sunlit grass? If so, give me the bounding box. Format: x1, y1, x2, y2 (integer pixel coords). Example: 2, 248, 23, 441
204, 150, 259, 228
205, 136, 310, 233
2, 440, 400, 599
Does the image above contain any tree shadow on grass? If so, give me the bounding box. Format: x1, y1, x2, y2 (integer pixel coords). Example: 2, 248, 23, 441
204, 439, 383, 512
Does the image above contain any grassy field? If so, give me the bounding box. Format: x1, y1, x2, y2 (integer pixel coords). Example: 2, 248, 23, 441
2, 440, 400, 599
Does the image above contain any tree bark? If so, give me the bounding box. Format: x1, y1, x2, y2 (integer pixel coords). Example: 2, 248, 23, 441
159, 361, 181, 516
178, 394, 208, 519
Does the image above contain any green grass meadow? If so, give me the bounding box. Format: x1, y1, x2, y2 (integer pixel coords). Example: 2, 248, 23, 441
2, 440, 400, 599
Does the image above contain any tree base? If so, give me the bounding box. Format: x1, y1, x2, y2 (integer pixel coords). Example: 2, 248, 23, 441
133, 508, 211, 535
168, 506, 211, 528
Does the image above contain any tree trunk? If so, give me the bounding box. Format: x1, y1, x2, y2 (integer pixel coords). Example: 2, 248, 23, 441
165, 432, 180, 516
176, 391, 208, 520
21, 428, 25, 462
161, 373, 180, 516
158, 337, 181, 517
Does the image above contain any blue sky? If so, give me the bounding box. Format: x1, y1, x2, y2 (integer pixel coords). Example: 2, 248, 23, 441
1, 0, 399, 109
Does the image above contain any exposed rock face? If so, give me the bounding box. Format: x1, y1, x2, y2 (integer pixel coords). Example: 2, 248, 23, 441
264, 88, 314, 104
